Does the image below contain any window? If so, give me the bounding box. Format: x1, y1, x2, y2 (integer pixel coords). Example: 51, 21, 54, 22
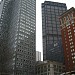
71, 50, 73, 52
71, 20, 74, 24
48, 64, 50, 68
47, 5, 50, 8
73, 24, 74, 26
70, 43, 71, 45
70, 45, 74, 48
66, 44, 67, 47
13, 58, 15, 60
69, 26, 70, 28
73, 27, 75, 29
72, 53, 74, 56
66, 48, 68, 50
73, 49, 74, 51
73, 61, 75, 63
68, 29, 71, 32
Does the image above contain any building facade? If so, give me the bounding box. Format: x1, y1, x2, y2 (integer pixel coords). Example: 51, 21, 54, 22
47, 40, 64, 63
60, 7, 75, 73
0, 0, 36, 75
0, 0, 4, 18
36, 51, 41, 61
36, 60, 65, 75
42, 1, 67, 60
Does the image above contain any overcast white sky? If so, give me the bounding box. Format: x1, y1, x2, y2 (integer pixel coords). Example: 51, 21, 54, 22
36, 0, 75, 60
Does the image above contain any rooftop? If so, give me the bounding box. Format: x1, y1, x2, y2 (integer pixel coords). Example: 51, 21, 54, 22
60, 7, 75, 18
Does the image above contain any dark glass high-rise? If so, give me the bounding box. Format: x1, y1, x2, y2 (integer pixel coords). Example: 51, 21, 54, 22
42, 1, 67, 61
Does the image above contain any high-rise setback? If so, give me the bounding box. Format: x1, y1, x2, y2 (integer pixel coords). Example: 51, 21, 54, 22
42, 1, 67, 60
0, 0, 36, 75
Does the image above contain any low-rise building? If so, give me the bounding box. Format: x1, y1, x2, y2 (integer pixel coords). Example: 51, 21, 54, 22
36, 60, 65, 75
60, 71, 75, 75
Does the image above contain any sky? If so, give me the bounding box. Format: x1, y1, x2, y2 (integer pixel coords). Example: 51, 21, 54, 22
36, 0, 75, 60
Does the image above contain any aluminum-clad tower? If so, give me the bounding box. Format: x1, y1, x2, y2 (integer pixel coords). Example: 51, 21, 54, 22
0, 0, 36, 75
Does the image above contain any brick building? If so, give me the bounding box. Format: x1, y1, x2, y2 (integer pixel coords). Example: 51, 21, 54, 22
60, 7, 75, 73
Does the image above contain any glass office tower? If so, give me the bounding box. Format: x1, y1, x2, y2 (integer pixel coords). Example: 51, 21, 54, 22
42, 1, 67, 60
47, 40, 64, 63
0, 0, 36, 75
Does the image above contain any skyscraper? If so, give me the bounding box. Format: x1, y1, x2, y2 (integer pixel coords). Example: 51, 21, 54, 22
0, 0, 36, 75
47, 40, 64, 63
42, 1, 67, 60
36, 51, 41, 61
0, 0, 4, 18
60, 7, 75, 73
